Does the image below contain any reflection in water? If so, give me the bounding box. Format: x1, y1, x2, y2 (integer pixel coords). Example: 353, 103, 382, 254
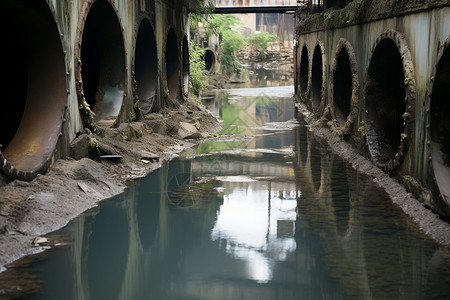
3, 85, 450, 300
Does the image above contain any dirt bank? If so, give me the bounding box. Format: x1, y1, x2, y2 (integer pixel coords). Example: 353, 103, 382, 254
0, 99, 222, 272
297, 102, 450, 248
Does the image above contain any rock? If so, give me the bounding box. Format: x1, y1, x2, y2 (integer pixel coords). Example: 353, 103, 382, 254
70, 134, 99, 160
178, 122, 200, 139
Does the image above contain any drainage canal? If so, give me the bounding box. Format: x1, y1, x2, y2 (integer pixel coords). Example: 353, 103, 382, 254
0, 0, 66, 181
77, 0, 126, 128
311, 44, 323, 112
430, 41, 450, 205
135, 18, 158, 114
165, 28, 180, 101
299, 45, 309, 97
364, 32, 413, 169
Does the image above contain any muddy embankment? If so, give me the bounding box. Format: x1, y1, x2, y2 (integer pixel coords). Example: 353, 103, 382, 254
0, 99, 222, 272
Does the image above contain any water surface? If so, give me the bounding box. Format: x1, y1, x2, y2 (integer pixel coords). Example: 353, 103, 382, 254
2, 80, 450, 300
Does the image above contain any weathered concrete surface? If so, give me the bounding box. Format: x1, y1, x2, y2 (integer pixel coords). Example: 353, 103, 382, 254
294, 0, 450, 219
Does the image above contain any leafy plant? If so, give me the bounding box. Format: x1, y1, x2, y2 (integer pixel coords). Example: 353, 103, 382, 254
189, 44, 209, 97
246, 32, 277, 58
206, 15, 246, 74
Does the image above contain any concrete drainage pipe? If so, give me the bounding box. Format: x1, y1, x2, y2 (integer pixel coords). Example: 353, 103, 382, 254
0, 0, 66, 181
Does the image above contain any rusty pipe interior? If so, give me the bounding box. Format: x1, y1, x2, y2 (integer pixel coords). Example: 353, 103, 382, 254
0, 0, 66, 178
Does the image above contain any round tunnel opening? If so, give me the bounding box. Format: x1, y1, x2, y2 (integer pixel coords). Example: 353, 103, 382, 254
79, 0, 126, 127
299, 45, 309, 96
135, 18, 158, 114
165, 28, 180, 101
430, 44, 450, 204
365, 38, 406, 166
332, 47, 352, 127
204, 49, 216, 73
0, 0, 66, 180
311, 45, 323, 112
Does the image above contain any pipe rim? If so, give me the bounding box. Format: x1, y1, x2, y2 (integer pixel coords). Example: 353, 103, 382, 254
75, 0, 127, 129
330, 39, 359, 137
0, 0, 67, 181
363, 29, 415, 172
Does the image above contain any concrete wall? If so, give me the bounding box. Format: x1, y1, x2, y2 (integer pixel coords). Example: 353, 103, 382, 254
0, 0, 191, 182
294, 4, 450, 218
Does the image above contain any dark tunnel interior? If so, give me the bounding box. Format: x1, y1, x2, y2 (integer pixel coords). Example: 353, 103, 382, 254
333, 48, 352, 127
135, 18, 158, 114
311, 45, 323, 112
204, 49, 216, 73
299, 45, 309, 95
80, 0, 125, 127
430, 46, 450, 203
166, 28, 180, 101
365, 38, 405, 165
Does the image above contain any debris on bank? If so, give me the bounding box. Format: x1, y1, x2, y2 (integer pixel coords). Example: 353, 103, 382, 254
0, 99, 222, 271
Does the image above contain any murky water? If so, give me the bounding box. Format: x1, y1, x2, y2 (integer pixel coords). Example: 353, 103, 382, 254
2, 77, 450, 300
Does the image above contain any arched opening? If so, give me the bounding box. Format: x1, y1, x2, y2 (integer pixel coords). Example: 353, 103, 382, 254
78, 0, 126, 127
332, 46, 352, 126
299, 45, 309, 95
0, 0, 66, 181
165, 28, 180, 101
135, 18, 158, 114
430, 42, 450, 205
182, 35, 189, 96
311, 45, 323, 112
204, 49, 216, 73
365, 38, 406, 166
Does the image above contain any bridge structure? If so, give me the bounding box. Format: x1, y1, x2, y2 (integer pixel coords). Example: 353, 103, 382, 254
213, 0, 299, 13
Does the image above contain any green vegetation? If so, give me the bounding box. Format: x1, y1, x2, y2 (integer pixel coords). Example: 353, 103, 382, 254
189, 44, 209, 98
205, 15, 247, 75
246, 32, 277, 58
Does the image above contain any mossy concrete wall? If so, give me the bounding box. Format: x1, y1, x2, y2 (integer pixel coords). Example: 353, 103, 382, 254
295, 1, 450, 217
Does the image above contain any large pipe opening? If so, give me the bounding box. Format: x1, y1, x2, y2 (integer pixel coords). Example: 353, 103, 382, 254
311, 45, 323, 112
165, 28, 180, 101
365, 38, 406, 166
204, 49, 216, 74
332, 46, 352, 127
79, 0, 126, 127
0, 0, 66, 180
135, 18, 158, 114
299, 45, 309, 96
430, 43, 450, 205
